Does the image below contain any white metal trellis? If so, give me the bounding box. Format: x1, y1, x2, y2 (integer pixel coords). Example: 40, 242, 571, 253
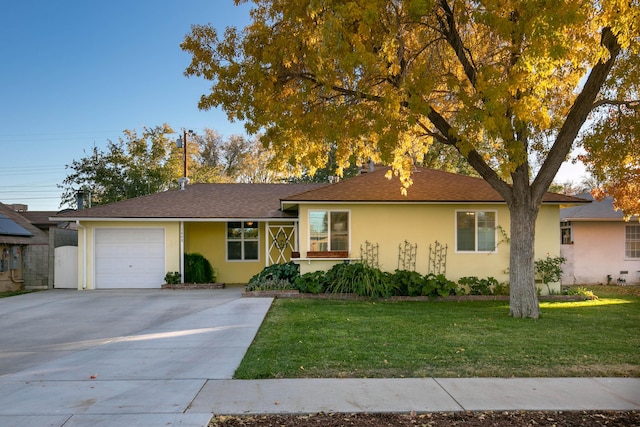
267, 223, 297, 265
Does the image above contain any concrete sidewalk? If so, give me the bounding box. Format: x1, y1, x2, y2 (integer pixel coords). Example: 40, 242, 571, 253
191, 377, 640, 415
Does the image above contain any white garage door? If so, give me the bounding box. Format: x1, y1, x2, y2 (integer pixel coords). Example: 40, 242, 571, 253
95, 228, 165, 289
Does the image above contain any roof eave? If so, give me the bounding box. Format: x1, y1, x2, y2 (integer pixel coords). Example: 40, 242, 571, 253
562, 216, 638, 222
65, 216, 299, 222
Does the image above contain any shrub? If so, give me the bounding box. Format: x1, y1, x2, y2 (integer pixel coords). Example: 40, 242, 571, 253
294, 271, 327, 294
324, 262, 391, 298
184, 253, 216, 283
164, 271, 181, 285
388, 269, 424, 296
249, 261, 300, 285
458, 276, 499, 295
423, 273, 459, 297
535, 255, 566, 294
246, 262, 300, 292
493, 281, 510, 295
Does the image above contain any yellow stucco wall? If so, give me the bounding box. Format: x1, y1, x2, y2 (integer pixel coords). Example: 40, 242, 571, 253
297, 203, 561, 288
76, 221, 180, 290
76, 205, 561, 290
185, 222, 266, 284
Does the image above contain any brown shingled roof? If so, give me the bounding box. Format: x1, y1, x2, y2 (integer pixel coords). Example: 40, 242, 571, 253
18, 211, 59, 229
54, 168, 585, 221
54, 183, 327, 220
282, 167, 586, 204
0, 203, 49, 245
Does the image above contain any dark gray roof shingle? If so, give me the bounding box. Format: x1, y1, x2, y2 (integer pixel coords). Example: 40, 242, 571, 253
561, 194, 637, 221
55, 183, 327, 220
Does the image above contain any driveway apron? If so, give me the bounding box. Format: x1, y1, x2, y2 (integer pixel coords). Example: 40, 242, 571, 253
0, 288, 272, 427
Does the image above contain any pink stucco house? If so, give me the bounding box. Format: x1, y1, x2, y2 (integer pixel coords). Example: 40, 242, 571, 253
560, 194, 640, 285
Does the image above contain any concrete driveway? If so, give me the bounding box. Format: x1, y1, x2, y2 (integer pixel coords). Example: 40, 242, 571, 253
0, 288, 272, 426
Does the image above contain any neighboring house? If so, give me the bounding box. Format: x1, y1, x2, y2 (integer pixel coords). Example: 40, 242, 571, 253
17, 209, 79, 289
0, 203, 50, 291
560, 193, 640, 285
54, 167, 584, 293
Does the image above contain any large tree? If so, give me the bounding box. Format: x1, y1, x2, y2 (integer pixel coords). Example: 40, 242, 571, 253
182, 0, 638, 318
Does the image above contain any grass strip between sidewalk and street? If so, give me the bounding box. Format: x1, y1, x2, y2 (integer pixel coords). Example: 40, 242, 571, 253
234, 285, 639, 379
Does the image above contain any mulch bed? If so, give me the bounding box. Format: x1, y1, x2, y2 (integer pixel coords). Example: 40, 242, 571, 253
210, 411, 639, 426
161, 283, 225, 289
241, 290, 588, 302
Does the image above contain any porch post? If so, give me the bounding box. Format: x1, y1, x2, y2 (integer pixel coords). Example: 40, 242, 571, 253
179, 221, 185, 283
265, 221, 270, 267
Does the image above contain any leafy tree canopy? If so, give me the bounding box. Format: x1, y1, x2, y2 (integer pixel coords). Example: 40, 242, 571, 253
580, 101, 639, 219
182, 0, 637, 199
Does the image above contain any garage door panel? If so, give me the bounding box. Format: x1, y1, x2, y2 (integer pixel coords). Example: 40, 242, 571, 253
95, 228, 165, 289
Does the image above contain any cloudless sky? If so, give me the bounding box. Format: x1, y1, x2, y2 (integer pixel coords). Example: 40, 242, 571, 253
0, 0, 586, 212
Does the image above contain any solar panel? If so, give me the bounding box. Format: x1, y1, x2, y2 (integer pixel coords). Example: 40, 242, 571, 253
0, 213, 33, 236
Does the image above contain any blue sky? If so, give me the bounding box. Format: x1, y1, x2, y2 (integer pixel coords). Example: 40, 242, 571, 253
0, 0, 586, 211
0, 0, 251, 210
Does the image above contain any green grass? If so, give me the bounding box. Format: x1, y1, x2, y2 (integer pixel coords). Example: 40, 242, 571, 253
234, 285, 640, 379
0, 290, 34, 298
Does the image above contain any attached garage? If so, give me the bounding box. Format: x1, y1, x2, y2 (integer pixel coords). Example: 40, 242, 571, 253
94, 228, 165, 288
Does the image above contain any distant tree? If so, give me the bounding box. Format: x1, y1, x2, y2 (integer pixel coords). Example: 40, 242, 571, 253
60, 124, 180, 207
189, 129, 228, 183
237, 136, 288, 183
182, 0, 639, 318
549, 181, 583, 196
191, 131, 285, 183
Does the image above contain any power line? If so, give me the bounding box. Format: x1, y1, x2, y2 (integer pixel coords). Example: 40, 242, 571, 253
0, 196, 61, 201
0, 189, 62, 194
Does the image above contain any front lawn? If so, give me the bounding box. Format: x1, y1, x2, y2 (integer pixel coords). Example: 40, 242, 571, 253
234, 285, 640, 379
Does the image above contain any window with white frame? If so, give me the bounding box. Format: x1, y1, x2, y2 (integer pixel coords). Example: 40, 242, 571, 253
456, 211, 496, 252
561, 221, 573, 244
227, 221, 259, 261
309, 210, 349, 253
626, 225, 640, 259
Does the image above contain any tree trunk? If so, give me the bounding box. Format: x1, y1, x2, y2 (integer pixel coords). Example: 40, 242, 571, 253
508, 196, 540, 319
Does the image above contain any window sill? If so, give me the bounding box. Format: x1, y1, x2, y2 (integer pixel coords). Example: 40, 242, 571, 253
306, 251, 349, 258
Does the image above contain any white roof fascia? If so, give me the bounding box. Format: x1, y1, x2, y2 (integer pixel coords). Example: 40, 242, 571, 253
63, 217, 299, 223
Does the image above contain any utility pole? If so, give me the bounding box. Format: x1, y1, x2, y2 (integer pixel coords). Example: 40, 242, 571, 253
176, 129, 194, 179
182, 129, 188, 178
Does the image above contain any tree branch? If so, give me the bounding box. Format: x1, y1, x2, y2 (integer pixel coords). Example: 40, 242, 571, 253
281, 72, 385, 104
426, 106, 511, 198
436, 0, 477, 87
532, 27, 622, 202
593, 99, 640, 109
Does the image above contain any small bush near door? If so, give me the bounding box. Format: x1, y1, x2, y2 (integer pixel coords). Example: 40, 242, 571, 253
185, 253, 216, 283
164, 271, 181, 284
